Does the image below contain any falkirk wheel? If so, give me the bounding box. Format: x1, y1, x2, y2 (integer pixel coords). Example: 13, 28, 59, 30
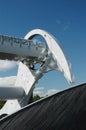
0, 29, 74, 116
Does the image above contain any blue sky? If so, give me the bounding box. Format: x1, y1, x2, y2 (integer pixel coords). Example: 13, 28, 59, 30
0, 0, 86, 94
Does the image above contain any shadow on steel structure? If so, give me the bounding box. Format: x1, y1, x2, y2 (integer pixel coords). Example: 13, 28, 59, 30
0, 83, 86, 130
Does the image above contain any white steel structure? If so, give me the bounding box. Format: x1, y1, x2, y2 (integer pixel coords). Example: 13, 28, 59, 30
0, 29, 74, 116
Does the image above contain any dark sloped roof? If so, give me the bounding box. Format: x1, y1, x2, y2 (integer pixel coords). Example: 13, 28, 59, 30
0, 83, 86, 130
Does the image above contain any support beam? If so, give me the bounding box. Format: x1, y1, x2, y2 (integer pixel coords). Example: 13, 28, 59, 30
0, 29, 74, 116
0, 86, 25, 100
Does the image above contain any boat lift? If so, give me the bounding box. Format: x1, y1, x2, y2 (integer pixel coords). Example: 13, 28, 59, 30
0, 29, 74, 116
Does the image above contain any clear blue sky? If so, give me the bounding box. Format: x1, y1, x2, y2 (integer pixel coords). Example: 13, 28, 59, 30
0, 0, 86, 92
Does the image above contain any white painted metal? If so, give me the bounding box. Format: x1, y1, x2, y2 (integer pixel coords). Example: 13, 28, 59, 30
0, 35, 46, 59
0, 29, 74, 116
0, 86, 25, 99
25, 29, 74, 83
